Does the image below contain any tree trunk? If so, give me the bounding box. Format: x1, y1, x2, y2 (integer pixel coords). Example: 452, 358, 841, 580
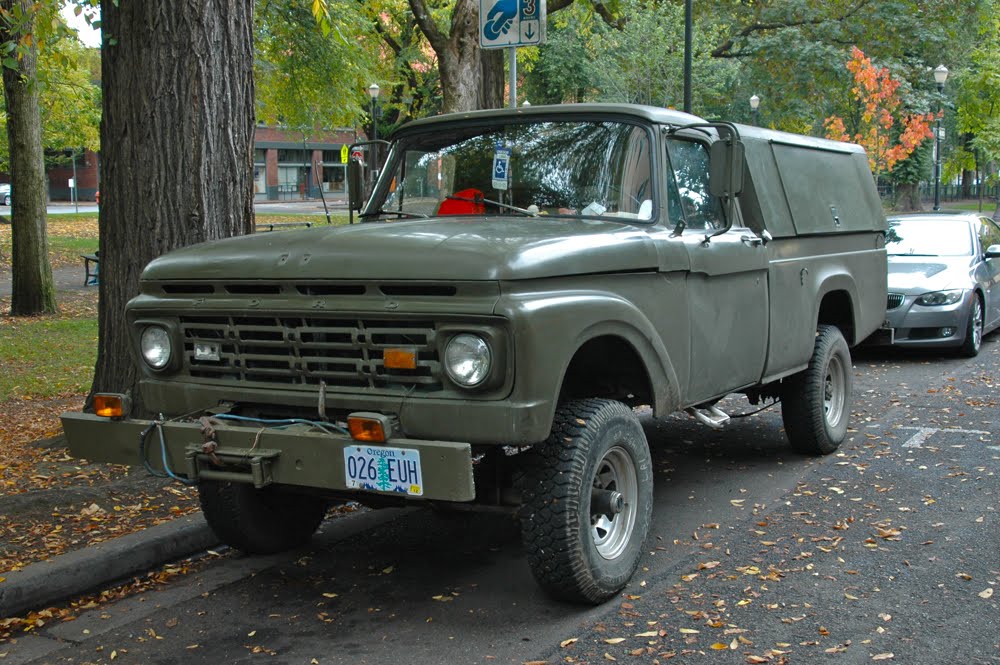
91, 0, 255, 414
896, 182, 923, 212
1, 0, 57, 315
410, 0, 505, 112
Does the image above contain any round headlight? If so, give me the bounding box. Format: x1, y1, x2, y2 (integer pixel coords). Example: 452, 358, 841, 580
140, 326, 172, 369
444, 334, 491, 387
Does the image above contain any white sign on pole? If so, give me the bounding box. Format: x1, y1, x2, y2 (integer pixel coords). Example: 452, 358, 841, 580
68, 178, 75, 188
480, 0, 546, 49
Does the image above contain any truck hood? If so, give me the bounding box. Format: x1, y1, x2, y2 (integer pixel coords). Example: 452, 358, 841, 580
142, 217, 660, 282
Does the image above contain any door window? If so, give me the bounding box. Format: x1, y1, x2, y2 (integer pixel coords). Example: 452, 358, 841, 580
665, 139, 723, 231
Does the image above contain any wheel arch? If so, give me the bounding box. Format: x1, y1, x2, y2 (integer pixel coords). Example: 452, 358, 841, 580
558, 332, 657, 409
497, 290, 682, 423
813, 275, 860, 345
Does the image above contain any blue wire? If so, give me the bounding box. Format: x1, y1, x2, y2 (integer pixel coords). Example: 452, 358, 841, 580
139, 414, 348, 487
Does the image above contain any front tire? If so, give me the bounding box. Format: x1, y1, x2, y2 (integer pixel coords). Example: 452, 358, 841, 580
198, 481, 328, 554
781, 325, 852, 455
520, 399, 653, 604
959, 294, 984, 358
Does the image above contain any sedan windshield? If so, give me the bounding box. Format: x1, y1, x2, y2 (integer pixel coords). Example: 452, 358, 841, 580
375, 119, 653, 222
886, 218, 973, 256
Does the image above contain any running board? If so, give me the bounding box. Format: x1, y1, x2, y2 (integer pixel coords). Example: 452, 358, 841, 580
685, 405, 730, 429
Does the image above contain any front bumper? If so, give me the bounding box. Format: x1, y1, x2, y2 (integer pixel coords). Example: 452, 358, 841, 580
60, 412, 475, 502
881, 292, 971, 348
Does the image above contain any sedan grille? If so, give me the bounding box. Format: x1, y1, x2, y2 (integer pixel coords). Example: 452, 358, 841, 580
179, 315, 441, 392
886, 293, 904, 310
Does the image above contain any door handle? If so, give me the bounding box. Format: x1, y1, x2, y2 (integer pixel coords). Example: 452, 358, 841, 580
740, 234, 763, 247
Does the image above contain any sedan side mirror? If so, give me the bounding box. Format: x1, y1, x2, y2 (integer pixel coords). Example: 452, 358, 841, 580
985, 244, 1000, 259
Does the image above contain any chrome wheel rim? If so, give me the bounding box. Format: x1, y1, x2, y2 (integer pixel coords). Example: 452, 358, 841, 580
971, 297, 983, 351
590, 445, 638, 561
824, 354, 846, 429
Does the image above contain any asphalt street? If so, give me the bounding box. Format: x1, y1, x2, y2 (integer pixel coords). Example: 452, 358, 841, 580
1, 334, 998, 664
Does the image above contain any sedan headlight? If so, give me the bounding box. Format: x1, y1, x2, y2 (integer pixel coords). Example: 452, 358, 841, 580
444, 334, 491, 387
140, 325, 172, 369
915, 290, 963, 307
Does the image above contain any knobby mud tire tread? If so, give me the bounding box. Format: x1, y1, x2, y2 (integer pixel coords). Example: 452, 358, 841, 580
781, 324, 852, 455
519, 398, 652, 604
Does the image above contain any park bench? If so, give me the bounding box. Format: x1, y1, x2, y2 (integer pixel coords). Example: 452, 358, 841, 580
81, 252, 99, 286
255, 221, 314, 232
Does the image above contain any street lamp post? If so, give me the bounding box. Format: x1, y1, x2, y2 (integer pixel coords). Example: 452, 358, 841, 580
367, 83, 381, 186
749, 94, 760, 126
932, 64, 948, 211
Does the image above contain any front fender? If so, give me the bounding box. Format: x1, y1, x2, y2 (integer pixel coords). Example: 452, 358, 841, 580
496, 277, 684, 426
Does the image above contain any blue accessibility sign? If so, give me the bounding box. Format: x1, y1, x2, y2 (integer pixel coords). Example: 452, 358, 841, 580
492, 146, 512, 190
480, 0, 547, 49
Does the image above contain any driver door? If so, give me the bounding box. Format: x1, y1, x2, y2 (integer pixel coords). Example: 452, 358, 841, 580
665, 137, 769, 403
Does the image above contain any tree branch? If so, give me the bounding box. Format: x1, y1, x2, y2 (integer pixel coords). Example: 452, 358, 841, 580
711, 0, 871, 58
408, 0, 447, 54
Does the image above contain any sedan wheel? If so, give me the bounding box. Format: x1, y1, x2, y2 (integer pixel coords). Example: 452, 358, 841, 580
959, 295, 984, 358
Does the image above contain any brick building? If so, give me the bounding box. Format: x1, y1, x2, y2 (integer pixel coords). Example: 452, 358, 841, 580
35, 125, 360, 202
253, 125, 359, 202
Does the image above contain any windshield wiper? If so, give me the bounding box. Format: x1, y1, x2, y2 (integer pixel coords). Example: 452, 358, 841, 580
359, 209, 429, 220
444, 194, 537, 217
887, 252, 937, 257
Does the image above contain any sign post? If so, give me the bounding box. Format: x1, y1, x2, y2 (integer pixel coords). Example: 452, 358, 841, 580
479, 0, 546, 108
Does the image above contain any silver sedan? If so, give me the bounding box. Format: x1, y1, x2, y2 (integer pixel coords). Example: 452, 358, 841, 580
880, 212, 1000, 357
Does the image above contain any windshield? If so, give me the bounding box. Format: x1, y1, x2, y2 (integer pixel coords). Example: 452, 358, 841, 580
886, 218, 973, 256
374, 119, 654, 222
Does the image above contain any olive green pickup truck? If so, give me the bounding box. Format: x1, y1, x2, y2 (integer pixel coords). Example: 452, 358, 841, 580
62, 104, 887, 604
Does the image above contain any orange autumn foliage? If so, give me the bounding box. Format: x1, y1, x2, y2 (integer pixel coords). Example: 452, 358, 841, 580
824, 47, 936, 176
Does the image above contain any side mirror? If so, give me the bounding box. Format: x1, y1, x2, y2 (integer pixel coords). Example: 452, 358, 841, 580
347, 156, 366, 212
985, 244, 1000, 259
709, 138, 745, 199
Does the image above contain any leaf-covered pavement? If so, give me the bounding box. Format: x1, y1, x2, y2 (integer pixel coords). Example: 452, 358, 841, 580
541, 352, 999, 664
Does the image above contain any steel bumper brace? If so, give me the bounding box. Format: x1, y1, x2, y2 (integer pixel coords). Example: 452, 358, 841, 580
60, 412, 476, 502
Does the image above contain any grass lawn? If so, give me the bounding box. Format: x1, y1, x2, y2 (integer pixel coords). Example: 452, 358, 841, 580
0, 300, 98, 401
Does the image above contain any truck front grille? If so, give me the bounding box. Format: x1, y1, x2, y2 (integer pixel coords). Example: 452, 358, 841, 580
886, 293, 904, 310
179, 315, 441, 392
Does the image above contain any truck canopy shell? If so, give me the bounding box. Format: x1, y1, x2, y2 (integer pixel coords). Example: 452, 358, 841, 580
736, 125, 885, 238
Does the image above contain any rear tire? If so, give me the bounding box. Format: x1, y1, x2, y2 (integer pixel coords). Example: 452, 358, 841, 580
2, 194, 9, 206
959, 294, 983, 358
781, 325, 852, 455
520, 399, 653, 604
198, 481, 328, 554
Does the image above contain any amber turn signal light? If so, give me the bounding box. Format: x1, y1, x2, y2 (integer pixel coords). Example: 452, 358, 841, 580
383, 348, 417, 370
347, 412, 395, 443
93, 393, 128, 418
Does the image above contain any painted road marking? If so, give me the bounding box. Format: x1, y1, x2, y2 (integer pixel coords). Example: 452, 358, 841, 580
900, 426, 991, 448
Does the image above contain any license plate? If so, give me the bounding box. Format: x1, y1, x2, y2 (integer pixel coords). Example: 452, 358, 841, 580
343, 445, 423, 496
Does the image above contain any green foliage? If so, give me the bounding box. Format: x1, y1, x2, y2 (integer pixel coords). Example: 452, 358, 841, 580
954, 0, 1000, 180
0, 1, 100, 171
889, 139, 931, 186
254, 0, 381, 130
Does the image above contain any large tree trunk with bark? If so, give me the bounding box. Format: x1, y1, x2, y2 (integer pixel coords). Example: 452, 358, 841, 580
410, 0, 504, 112
91, 0, 255, 414
1, 0, 57, 316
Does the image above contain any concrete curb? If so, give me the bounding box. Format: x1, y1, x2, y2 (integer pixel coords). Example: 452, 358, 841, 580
0, 514, 219, 619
